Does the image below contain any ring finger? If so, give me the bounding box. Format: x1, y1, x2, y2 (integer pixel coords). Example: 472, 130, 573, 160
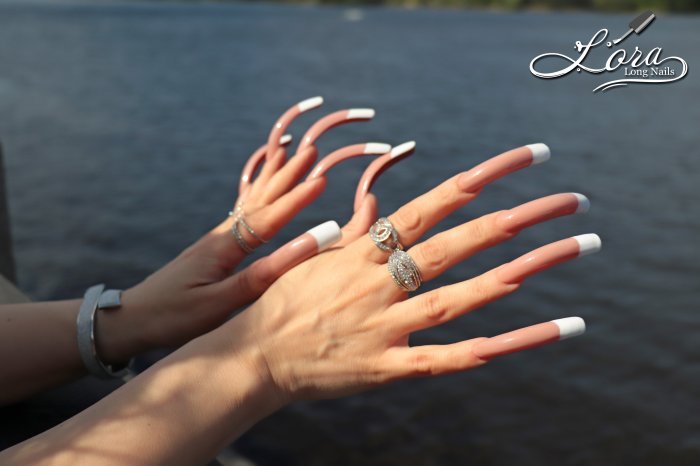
385, 233, 601, 335
408, 192, 589, 282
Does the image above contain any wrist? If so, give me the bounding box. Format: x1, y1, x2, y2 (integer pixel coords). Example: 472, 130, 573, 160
158, 316, 288, 448
209, 313, 290, 413
94, 286, 153, 365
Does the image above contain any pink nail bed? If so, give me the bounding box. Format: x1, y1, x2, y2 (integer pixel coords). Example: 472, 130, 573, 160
306, 142, 391, 180
472, 317, 585, 360
495, 193, 589, 233
297, 108, 375, 152
457, 143, 550, 193
496, 234, 601, 284
354, 141, 416, 212
266, 96, 323, 161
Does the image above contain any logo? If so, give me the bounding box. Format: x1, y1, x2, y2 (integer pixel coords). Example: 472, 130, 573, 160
530, 11, 688, 93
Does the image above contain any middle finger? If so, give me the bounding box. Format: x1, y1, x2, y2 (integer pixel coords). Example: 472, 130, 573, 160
357, 143, 551, 263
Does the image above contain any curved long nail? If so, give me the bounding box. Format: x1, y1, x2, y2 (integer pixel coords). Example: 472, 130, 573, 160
306, 142, 391, 180
254, 220, 341, 279
496, 193, 589, 233
496, 234, 602, 284
457, 143, 550, 193
238, 134, 293, 196
472, 317, 585, 360
266, 96, 323, 160
353, 141, 416, 212
297, 108, 375, 152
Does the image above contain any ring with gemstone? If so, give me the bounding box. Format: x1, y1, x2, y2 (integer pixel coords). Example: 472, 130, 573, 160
369, 217, 402, 252
387, 249, 422, 292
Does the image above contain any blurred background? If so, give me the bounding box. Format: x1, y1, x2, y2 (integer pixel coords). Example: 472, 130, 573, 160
0, 1, 698, 465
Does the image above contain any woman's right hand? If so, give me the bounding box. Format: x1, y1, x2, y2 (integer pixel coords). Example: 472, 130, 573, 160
220, 143, 599, 403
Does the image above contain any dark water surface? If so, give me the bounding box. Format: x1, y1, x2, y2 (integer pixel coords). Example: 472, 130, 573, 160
1, 2, 699, 465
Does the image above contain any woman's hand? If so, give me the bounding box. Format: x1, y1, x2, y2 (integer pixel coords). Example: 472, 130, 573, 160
0, 143, 600, 464
98, 98, 401, 363
223, 144, 599, 402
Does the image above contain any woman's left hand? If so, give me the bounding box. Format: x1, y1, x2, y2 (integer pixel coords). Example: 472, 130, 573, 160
215, 144, 598, 403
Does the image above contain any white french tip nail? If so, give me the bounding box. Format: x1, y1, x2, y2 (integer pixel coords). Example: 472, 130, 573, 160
526, 143, 551, 165
574, 233, 602, 257
279, 134, 293, 146
364, 143, 392, 154
307, 220, 342, 251
552, 317, 586, 340
390, 141, 416, 158
346, 108, 375, 119
572, 193, 590, 214
297, 96, 324, 112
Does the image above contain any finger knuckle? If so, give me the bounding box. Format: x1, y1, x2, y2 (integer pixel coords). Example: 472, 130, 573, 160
392, 205, 423, 237
253, 267, 276, 289
415, 240, 449, 273
407, 352, 436, 377
249, 211, 272, 237
468, 217, 493, 245
468, 274, 510, 308
421, 291, 449, 322
434, 183, 457, 208
469, 274, 492, 299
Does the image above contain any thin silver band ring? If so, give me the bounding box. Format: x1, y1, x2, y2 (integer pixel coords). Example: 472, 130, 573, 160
228, 208, 266, 254
231, 219, 254, 254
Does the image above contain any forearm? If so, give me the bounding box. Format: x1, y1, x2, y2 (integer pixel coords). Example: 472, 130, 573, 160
0, 316, 281, 465
0, 299, 85, 404
0, 290, 150, 405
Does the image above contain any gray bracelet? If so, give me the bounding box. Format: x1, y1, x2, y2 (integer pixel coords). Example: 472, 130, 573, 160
77, 284, 133, 379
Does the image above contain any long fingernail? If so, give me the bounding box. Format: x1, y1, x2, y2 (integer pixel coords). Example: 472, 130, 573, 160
279, 134, 293, 146
495, 234, 601, 284
259, 220, 341, 276
239, 145, 267, 195
496, 193, 589, 233
298, 96, 324, 112
307, 142, 390, 180
298, 108, 375, 152
472, 317, 585, 360
267, 96, 324, 160
353, 140, 416, 212
457, 143, 550, 193
251, 221, 341, 285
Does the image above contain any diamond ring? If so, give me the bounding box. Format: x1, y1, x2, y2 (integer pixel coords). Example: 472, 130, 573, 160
387, 249, 422, 292
369, 217, 402, 252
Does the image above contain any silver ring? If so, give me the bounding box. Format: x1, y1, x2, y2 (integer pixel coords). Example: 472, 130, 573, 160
369, 217, 403, 252
239, 215, 267, 244
228, 209, 267, 254
387, 249, 422, 292
231, 219, 254, 254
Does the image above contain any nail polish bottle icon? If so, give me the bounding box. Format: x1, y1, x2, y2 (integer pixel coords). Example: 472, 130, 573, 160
606, 10, 656, 47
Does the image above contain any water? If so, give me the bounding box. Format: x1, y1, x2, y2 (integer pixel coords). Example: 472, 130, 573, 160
1, 2, 699, 464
